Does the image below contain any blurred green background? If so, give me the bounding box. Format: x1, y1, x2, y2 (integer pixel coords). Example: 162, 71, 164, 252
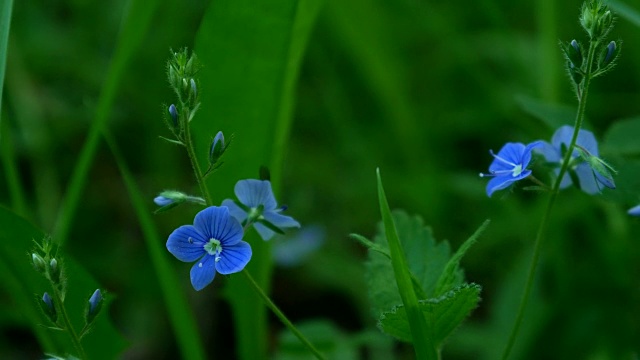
1, 0, 639, 358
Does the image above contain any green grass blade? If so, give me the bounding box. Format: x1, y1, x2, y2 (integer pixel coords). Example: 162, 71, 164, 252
376, 168, 436, 360
103, 130, 205, 360
610, 0, 640, 27
53, 0, 159, 246
0, 0, 11, 128
1, 112, 27, 216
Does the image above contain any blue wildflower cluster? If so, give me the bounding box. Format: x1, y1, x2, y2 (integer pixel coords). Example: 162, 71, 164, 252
481, 125, 616, 197
155, 49, 302, 291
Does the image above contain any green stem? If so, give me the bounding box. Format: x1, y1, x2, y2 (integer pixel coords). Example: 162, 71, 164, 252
52, 287, 87, 359
182, 114, 211, 204
501, 40, 598, 360
241, 270, 326, 360
181, 121, 323, 359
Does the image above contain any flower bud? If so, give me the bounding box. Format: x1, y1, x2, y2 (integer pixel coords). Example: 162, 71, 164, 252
190, 78, 197, 98
32, 253, 46, 273
85, 289, 103, 325
209, 131, 225, 165
41, 292, 57, 323
168, 104, 178, 128
49, 258, 60, 284
562, 39, 583, 69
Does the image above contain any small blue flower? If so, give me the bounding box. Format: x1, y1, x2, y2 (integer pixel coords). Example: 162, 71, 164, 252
88, 289, 102, 315
628, 205, 640, 216
536, 125, 603, 194
272, 225, 325, 268
166, 206, 252, 290
222, 179, 300, 240
480, 141, 542, 197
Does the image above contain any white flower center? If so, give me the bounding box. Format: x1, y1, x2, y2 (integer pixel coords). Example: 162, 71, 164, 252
204, 238, 222, 262
512, 164, 523, 177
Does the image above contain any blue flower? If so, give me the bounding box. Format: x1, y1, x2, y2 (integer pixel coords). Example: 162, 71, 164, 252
628, 205, 640, 217
536, 125, 603, 194
481, 141, 542, 197
222, 179, 300, 240
166, 206, 252, 290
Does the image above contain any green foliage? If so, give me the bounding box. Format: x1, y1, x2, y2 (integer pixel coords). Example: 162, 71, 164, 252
359, 190, 485, 351
378, 284, 481, 345
0, 206, 126, 359
602, 117, 640, 155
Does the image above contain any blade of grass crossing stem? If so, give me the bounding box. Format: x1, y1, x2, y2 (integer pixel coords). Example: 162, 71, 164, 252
376, 168, 437, 360
103, 130, 205, 360
53, 0, 159, 246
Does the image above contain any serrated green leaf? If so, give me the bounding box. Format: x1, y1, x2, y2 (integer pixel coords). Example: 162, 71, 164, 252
365, 210, 457, 317
376, 169, 435, 359
601, 117, 640, 155
434, 220, 489, 297
378, 284, 482, 346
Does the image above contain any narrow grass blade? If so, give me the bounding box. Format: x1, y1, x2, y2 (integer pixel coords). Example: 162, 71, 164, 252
53, 0, 159, 246
103, 130, 205, 360
376, 168, 436, 360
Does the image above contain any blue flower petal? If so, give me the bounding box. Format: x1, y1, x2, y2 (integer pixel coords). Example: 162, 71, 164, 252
489, 143, 525, 173
575, 163, 599, 194
628, 205, 640, 216
221, 199, 248, 224
167, 225, 207, 262
210, 207, 244, 246
253, 222, 276, 241
536, 141, 561, 163
215, 241, 252, 275
551, 125, 599, 158
264, 211, 300, 230
190, 254, 216, 291
521, 141, 542, 166
234, 179, 277, 210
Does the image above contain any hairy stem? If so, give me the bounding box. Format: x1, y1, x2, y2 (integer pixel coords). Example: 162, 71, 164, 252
52, 287, 87, 359
501, 39, 598, 360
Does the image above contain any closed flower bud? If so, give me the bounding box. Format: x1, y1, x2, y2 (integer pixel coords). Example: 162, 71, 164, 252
85, 289, 103, 325
168, 104, 178, 128
32, 253, 46, 273
41, 292, 57, 323
49, 258, 60, 284
209, 131, 225, 164
190, 78, 197, 98
562, 40, 583, 69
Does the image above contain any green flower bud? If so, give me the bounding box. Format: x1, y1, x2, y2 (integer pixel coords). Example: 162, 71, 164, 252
32, 253, 46, 273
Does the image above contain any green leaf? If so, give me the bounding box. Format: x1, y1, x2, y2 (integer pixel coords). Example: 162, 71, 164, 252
193, 1, 323, 359
378, 283, 482, 346
601, 117, 640, 155
376, 169, 435, 359
433, 220, 489, 297
365, 211, 456, 317
514, 95, 583, 131
53, 0, 160, 246
103, 131, 205, 360
0, 206, 127, 359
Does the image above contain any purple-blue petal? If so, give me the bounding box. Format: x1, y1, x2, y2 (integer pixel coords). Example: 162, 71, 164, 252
234, 179, 277, 210
536, 141, 561, 163
216, 241, 252, 275
489, 143, 525, 173
521, 141, 543, 166
574, 163, 599, 194
190, 254, 216, 291
628, 205, 640, 216
263, 211, 300, 230
193, 206, 243, 245
551, 125, 599, 158
253, 222, 276, 241
167, 225, 207, 262
154, 196, 173, 206
486, 170, 531, 197
221, 199, 248, 223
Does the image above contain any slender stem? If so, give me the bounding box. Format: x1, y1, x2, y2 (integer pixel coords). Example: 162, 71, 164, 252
501, 40, 598, 360
181, 119, 324, 359
241, 270, 326, 360
182, 112, 211, 204
52, 287, 87, 359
